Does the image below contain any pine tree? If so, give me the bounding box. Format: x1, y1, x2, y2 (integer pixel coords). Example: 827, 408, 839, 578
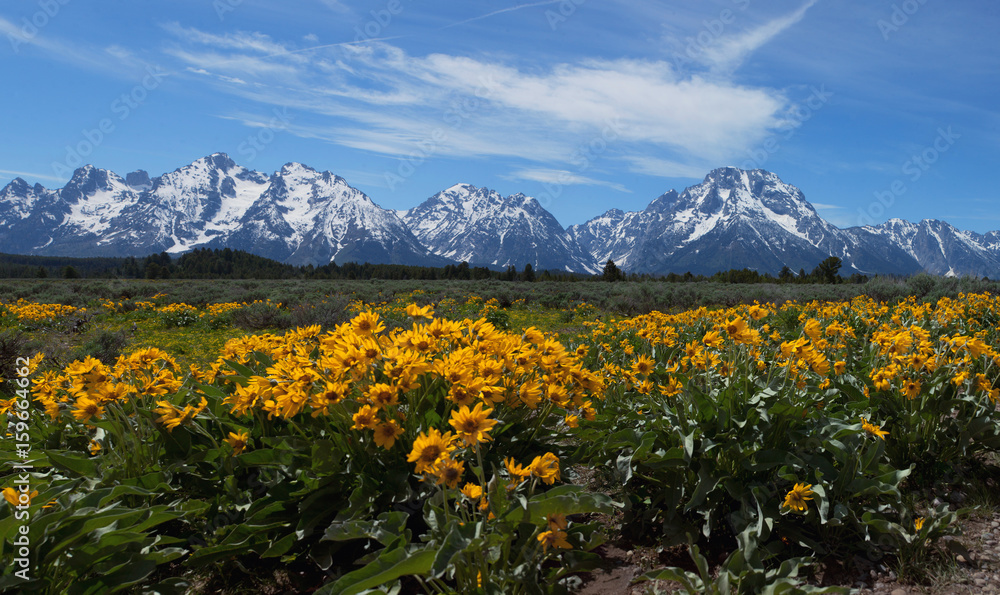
602, 259, 622, 282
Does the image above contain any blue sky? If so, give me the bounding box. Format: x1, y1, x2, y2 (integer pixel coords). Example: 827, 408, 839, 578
1, 0, 998, 231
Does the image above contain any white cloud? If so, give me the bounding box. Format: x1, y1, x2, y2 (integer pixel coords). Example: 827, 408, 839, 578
626, 157, 712, 179
0, 169, 69, 183
303, 33, 319, 42
0, 16, 156, 77
218, 75, 247, 85
811, 202, 842, 210
507, 169, 631, 192
161, 23, 292, 56
161, 30, 795, 173
701, 0, 819, 73
318, 0, 351, 14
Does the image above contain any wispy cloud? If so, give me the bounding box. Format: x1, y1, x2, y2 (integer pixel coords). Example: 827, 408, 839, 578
440, 1, 563, 29
625, 156, 712, 179
506, 169, 631, 192
701, 0, 819, 73
160, 27, 794, 175
0, 16, 165, 78
0, 169, 68, 183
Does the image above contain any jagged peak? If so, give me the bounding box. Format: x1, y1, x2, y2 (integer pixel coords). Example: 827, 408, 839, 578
279, 161, 318, 175
188, 153, 237, 173
3, 177, 32, 192
443, 182, 477, 193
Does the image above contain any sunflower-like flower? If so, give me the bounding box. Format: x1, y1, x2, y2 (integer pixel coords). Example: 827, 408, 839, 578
154, 397, 208, 431
407, 428, 456, 474
537, 529, 571, 552
449, 403, 499, 446
434, 457, 465, 489
3, 487, 39, 507
547, 513, 567, 531
405, 303, 434, 319
783, 482, 815, 513
528, 452, 561, 485
902, 378, 921, 400
71, 396, 105, 423
225, 431, 250, 455
631, 355, 655, 376
505, 457, 531, 482
702, 330, 724, 349
351, 311, 385, 337
461, 483, 483, 500
373, 420, 403, 449
861, 418, 889, 440
351, 404, 378, 430
366, 383, 399, 409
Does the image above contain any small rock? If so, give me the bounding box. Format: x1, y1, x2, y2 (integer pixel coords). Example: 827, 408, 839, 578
991, 521, 999, 528
949, 491, 966, 504
957, 554, 968, 564
978, 578, 989, 587
891, 589, 908, 595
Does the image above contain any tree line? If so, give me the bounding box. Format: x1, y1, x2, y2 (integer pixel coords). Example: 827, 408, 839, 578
0, 249, 865, 284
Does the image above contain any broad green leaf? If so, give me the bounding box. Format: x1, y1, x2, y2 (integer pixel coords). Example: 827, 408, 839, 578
317, 546, 434, 595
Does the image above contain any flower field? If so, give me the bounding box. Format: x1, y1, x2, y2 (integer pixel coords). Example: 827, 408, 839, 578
2, 289, 1000, 593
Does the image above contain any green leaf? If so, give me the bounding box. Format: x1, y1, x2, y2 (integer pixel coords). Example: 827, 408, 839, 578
311, 439, 342, 474
503, 485, 617, 525
431, 522, 472, 577
46, 450, 98, 477
317, 546, 435, 595
323, 512, 409, 546
223, 358, 257, 378
636, 567, 701, 593
237, 447, 295, 466
262, 532, 297, 558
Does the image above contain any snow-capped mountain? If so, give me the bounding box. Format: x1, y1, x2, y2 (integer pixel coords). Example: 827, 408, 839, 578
570, 167, 988, 277
402, 183, 598, 273
845, 219, 1000, 278
0, 153, 443, 267
217, 162, 439, 266
2, 158, 999, 277
570, 167, 841, 275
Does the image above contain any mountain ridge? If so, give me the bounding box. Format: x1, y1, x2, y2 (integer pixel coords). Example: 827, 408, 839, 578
2, 156, 999, 277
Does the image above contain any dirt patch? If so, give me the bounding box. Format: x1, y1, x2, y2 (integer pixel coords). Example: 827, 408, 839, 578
573, 508, 1000, 594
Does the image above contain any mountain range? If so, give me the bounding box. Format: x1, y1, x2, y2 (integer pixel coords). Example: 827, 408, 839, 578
2, 154, 998, 278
